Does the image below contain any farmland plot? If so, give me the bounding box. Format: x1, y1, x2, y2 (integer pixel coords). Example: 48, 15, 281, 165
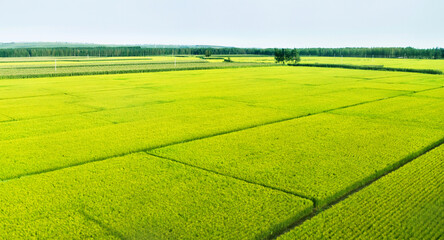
0, 56, 271, 79
301, 56, 444, 72
5, 67, 438, 180
332, 94, 444, 129
0, 62, 443, 239
0, 153, 312, 239
150, 113, 444, 207
278, 145, 444, 240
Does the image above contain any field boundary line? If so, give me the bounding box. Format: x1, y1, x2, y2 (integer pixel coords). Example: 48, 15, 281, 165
0, 93, 63, 101
268, 136, 444, 240
144, 152, 317, 240
79, 210, 126, 240
1, 77, 441, 126
0, 113, 15, 121
0, 85, 441, 183
0, 106, 108, 125
0, 84, 170, 102
138, 85, 443, 151
145, 152, 316, 202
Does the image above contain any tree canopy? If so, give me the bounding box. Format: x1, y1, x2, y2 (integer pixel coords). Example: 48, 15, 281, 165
204, 49, 212, 57
274, 48, 301, 64
0, 46, 441, 59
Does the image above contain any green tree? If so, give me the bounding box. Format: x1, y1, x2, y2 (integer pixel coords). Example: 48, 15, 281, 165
274, 48, 285, 64
284, 49, 292, 63
275, 48, 300, 64
205, 49, 212, 57
291, 48, 301, 63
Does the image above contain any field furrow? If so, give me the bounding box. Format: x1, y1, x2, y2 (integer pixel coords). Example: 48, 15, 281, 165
332, 94, 444, 129
0, 102, 296, 180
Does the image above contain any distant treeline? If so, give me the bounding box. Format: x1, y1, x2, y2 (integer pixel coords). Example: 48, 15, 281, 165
297, 47, 444, 59
0, 46, 442, 59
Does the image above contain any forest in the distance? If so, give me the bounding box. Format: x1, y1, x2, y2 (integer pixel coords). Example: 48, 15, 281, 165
0, 44, 442, 59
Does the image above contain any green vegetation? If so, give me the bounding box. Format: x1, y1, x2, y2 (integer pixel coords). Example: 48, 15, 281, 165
297, 47, 444, 59
274, 48, 300, 64
150, 113, 444, 207
332, 94, 444, 129
211, 55, 444, 73
278, 144, 444, 240
0, 46, 442, 59
0, 56, 273, 79
224, 57, 232, 62
205, 49, 212, 57
301, 56, 444, 71
414, 87, 444, 98
0, 56, 443, 239
207, 55, 444, 72
289, 63, 443, 74
2, 55, 442, 80
0, 153, 312, 239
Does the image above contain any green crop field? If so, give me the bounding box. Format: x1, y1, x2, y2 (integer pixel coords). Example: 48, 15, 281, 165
0, 56, 272, 79
302, 56, 444, 72
278, 144, 444, 240
0, 56, 443, 239
218, 55, 444, 72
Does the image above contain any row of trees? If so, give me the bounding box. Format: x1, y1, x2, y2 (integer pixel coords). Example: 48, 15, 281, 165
297, 47, 444, 59
274, 49, 300, 64
0, 46, 442, 59
0, 47, 267, 58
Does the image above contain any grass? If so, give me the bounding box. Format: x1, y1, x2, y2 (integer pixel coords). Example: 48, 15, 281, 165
278, 144, 444, 240
0, 57, 443, 239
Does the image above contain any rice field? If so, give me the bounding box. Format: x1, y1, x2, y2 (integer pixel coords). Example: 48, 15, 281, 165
279, 144, 444, 240
0, 56, 272, 79
215, 55, 444, 72
302, 56, 444, 72
0, 57, 443, 239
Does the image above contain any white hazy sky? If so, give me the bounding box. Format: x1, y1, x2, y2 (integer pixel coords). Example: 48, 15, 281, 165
0, 0, 442, 48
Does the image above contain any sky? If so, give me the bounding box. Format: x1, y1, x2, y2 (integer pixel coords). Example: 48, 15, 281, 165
0, 0, 442, 48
